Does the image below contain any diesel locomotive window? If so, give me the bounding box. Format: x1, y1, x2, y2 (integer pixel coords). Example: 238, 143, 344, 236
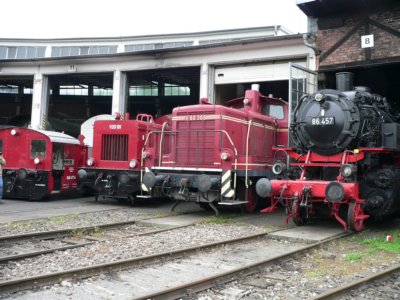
262, 104, 284, 119
0, 139, 2, 153
31, 140, 46, 158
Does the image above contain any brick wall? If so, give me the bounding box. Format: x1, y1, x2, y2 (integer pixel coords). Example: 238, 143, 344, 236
317, 6, 400, 68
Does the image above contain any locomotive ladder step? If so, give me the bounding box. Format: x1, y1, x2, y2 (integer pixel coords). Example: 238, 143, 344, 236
219, 200, 248, 206
136, 195, 152, 199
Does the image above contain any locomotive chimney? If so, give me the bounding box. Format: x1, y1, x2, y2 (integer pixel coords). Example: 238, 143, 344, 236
336, 72, 354, 92
251, 84, 260, 91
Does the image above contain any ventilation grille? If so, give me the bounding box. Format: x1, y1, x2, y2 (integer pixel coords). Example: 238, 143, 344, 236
174, 118, 215, 166
101, 134, 128, 161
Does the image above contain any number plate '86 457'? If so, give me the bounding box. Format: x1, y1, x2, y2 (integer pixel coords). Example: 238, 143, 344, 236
311, 117, 335, 125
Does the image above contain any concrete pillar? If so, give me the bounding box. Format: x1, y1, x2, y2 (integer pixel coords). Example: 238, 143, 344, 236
200, 63, 212, 103
30, 72, 49, 130
112, 70, 128, 115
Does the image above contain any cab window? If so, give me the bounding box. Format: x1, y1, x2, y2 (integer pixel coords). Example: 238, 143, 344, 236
0, 139, 2, 152
31, 140, 46, 158
262, 104, 284, 119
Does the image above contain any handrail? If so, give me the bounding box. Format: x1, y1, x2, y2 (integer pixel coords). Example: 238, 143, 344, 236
245, 120, 252, 188
158, 122, 168, 167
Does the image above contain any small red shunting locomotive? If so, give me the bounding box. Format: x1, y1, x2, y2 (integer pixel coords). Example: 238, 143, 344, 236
78, 113, 168, 202
1, 126, 87, 200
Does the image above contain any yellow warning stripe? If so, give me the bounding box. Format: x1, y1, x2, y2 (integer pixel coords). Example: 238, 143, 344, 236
221, 170, 231, 183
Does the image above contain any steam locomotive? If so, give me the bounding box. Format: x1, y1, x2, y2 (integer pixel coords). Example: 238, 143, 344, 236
255, 72, 400, 231
77, 113, 168, 203
141, 86, 288, 214
0, 126, 87, 200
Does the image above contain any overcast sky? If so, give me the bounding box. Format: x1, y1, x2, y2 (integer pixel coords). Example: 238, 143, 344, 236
1, 0, 307, 39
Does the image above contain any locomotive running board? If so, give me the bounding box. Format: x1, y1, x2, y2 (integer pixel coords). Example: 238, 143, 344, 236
219, 200, 248, 206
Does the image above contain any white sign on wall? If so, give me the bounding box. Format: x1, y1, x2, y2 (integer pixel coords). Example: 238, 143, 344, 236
361, 34, 374, 48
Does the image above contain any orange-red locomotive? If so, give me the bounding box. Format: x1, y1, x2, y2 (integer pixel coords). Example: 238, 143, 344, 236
141, 86, 288, 213
256, 72, 400, 231
78, 113, 167, 202
0, 126, 87, 200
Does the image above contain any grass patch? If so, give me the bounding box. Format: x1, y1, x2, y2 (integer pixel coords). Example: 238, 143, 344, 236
345, 252, 363, 262
92, 226, 104, 237
71, 228, 85, 239
305, 269, 324, 279
202, 215, 240, 224
6, 220, 33, 230
47, 214, 79, 225
362, 230, 400, 253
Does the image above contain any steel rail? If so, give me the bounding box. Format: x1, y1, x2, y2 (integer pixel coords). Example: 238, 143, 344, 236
132, 232, 350, 300
0, 223, 192, 263
0, 242, 95, 263
0, 220, 140, 243
0, 231, 269, 296
311, 263, 400, 300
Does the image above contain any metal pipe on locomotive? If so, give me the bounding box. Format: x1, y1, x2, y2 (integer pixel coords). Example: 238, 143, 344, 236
0, 126, 87, 200
141, 86, 288, 214
255, 72, 400, 231
77, 113, 167, 202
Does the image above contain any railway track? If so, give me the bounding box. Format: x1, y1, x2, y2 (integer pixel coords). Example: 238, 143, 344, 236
0, 226, 349, 299
312, 263, 400, 300
0, 231, 271, 297
132, 233, 349, 300
0, 220, 189, 264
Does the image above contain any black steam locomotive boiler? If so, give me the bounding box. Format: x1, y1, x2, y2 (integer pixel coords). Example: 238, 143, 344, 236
256, 72, 400, 231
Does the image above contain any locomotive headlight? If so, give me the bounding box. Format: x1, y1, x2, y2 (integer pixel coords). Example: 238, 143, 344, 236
129, 159, 138, 169
87, 157, 95, 166
34, 157, 41, 165
220, 151, 230, 161
340, 164, 356, 178
11, 129, 18, 136
272, 162, 287, 175
314, 93, 325, 102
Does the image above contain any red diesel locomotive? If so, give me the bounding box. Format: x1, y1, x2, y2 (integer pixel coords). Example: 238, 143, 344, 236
77, 113, 168, 202
141, 85, 288, 214
256, 72, 400, 231
0, 126, 87, 200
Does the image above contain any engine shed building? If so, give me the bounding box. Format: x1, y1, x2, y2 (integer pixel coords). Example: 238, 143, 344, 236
0, 26, 315, 137
297, 0, 400, 108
